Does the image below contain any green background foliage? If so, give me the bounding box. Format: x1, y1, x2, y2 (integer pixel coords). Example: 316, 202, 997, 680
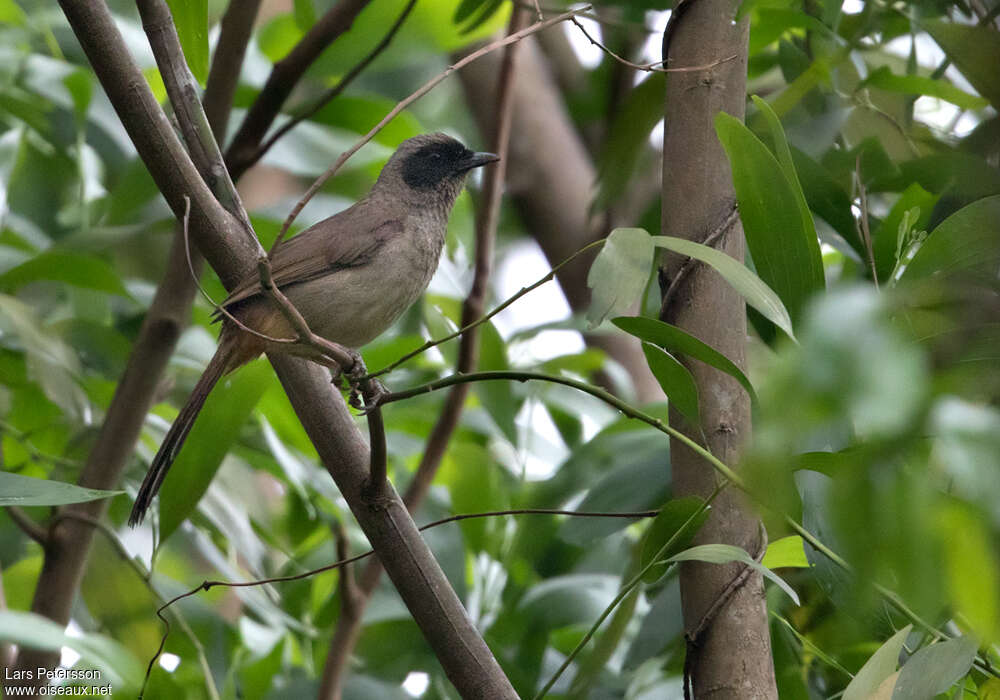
0, 0, 998, 697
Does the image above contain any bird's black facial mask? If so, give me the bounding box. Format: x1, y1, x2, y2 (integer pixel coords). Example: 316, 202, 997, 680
401, 140, 476, 190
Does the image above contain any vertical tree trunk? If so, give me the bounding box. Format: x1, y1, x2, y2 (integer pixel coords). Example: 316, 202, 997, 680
659, 1, 777, 697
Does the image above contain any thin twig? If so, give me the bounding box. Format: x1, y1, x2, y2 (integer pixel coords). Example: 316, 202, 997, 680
853, 156, 879, 288
380, 367, 991, 677
660, 204, 739, 317
367, 238, 607, 378
137, 0, 254, 233
6, 507, 47, 546
145, 507, 660, 678
570, 16, 738, 73
273, 6, 592, 251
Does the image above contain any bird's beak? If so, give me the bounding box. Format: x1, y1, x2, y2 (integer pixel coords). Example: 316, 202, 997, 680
460, 151, 500, 171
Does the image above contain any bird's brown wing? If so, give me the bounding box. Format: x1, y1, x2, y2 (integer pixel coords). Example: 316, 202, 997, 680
217, 200, 405, 312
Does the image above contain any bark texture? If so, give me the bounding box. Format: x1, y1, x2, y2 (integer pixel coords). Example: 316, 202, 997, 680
659, 0, 778, 697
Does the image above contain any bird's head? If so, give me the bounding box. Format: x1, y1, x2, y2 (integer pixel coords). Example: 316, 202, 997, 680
375, 132, 498, 210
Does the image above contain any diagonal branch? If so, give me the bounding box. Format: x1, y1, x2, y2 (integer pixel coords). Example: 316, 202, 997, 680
43, 2, 545, 697
317, 10, 529, 697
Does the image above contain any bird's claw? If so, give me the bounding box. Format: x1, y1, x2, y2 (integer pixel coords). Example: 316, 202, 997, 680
350, 378, 388, 415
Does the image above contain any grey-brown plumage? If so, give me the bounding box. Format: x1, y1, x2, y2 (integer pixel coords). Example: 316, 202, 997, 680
129, 133, 497, 526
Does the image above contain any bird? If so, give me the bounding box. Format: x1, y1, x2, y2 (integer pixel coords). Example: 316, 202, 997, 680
129, 133, 498, 526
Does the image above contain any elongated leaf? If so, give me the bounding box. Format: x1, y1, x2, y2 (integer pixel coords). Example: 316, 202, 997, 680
862, 66, 989, 111
667, 543, 800, 604
843, 625, 912, 700
892, 636, 978, 700
561, 446, 670, 545
791, 147, 862, 254
0, 250, 130, 297
0, 471, 121, 506
901, 195, 1000, 282
767, 46, 850, 118
165, 0, 208, 85
752, 96, 823, 269
640, 497, 709, 583
924, 20, 1000, 110
641, 343, 700, 424
587, 228, 655, 328
651, 235, 796, 340
716, 109, 824, 322
614, 316, 756, 401
157, 359, 273, 540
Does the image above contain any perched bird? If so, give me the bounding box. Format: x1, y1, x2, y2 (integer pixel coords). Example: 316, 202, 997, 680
129, 133, 498, 526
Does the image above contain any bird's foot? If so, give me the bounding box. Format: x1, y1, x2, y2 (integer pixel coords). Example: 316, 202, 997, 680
350, 377, 388, 415
329, 347, 365, 388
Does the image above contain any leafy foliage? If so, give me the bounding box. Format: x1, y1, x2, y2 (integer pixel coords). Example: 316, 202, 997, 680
0, 0, 997, 697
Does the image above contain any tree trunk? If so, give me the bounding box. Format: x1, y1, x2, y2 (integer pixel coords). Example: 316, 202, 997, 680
659, 1, 777, 697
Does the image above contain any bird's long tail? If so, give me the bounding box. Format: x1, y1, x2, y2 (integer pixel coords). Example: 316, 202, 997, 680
128, 342, 234, 527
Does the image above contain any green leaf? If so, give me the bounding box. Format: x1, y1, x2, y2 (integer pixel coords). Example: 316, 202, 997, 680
924, 20, 1000, 111
586, 228, 655, 328
614, 316, 756, 401
650, 235, 796, 340
641, 342, 700, 425
752, 96, 823, 260
873, 183, 937, 283
519, 574, 620, 629
293, 0, 316, 30
716, 107, 824, 322
667, 543, 800, 604
165, 0, 209, 85
453, 0, 488, 24
843, 625, 912, 700
0, 0, 26, 24
0, 294, 88, 421
767, 46, 850, 118
0, 471, 122, 506
892, 636, 978, 700
561, 447, 670, 545
639, 497, 709, 583
157, 358, 273, 540
790, 147, 862, 255
861, 66, 989, 111
0, 610, 142, 689
901, 195, 1000, 283
475, 320, 518, 444
761, 535, 810, 569
0, 250, 131, 297
937, 502, 999, 643
595, 74, 665, 209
